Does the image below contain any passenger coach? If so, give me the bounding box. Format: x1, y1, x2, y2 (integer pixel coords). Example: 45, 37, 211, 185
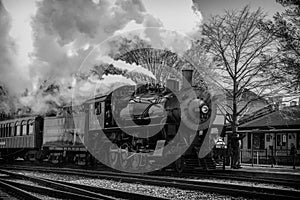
0, 116, 43, 160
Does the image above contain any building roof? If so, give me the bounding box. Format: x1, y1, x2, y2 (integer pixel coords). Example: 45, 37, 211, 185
239, 106, 300, 129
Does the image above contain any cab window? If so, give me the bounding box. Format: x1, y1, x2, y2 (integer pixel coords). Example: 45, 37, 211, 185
89, 102, 102, 130
95, 102, 101, 115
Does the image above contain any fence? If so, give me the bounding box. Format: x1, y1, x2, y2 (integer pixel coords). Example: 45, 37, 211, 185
241, 149, 299, 166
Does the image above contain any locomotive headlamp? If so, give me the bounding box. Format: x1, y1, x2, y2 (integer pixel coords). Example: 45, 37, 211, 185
201, 105, 209, 114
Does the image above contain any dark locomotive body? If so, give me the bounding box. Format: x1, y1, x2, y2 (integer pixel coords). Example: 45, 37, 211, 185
0, 70, 225, 172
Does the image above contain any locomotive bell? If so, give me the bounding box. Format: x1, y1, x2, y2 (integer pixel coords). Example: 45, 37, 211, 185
182, 69, 193, 89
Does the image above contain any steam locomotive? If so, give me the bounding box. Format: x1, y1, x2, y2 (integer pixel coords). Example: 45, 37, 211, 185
0, 69, 225, 172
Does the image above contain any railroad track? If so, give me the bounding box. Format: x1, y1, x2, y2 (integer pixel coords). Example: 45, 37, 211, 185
0, 169, 167, 200
0, 178, 41, 200
1, 165, 299, 200
206, 172, 299, 188
2, 164, 300, 188
4, 163, 300, 188
160, 170, 300, 189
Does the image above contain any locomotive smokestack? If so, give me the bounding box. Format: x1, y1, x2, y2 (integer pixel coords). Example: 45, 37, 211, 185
182, 69, 193, 89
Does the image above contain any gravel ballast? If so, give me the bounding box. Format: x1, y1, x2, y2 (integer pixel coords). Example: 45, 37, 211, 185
14, 171, 254, 200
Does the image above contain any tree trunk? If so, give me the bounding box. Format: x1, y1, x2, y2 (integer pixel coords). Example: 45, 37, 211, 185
231, 80, 240, 168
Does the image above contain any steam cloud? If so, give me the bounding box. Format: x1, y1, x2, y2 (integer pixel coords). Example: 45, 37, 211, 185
0, 1, 29, 94
1, 0, 203, 115
99, 56, 156, 80
17, 0, 162, 114
29, 0, 153, 81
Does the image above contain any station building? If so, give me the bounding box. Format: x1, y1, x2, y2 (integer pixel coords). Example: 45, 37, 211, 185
237, 97, 300, 165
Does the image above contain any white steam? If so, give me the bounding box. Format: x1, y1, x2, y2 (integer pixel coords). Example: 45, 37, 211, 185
29, 0, 152, 81
99, 56, 156, 80
0, 1, 29, 94
1, 0, 203, 115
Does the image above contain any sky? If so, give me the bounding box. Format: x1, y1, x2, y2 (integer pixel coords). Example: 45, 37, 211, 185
193, 0, 285, 19
0, 0, 287, 94
2, 0, 285, 67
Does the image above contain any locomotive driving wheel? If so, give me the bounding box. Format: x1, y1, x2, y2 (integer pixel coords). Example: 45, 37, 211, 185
120, 144, 129, 170
108, 144, 119, 168
175, 157, 185, 173
131, 153, 140, 171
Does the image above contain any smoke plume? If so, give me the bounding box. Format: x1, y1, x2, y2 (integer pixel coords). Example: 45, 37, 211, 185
1, 0, 203, 115
29, 0, 151, 81
0, 0, 29, 94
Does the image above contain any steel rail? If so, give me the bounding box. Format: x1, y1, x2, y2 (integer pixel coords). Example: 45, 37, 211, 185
0, 179, 42, 200
160, 170, 300, 188
0, 178, 102, 200
5, 164, 300, 188
0, 169, 168, 200
10, 164, 300, 188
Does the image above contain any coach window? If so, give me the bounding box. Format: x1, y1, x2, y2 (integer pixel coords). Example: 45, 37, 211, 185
2, 124, 5, 137
16, 122, 21, 136
0, 124, 3, 137
10, 123, 14, 137
7, 123, 9, 137
7, 123, 11, 137
4, 124, 7, 137
2, 124, 4, 137
6, 124, 10, 137
7, 124, 10, 137
4, 124, 6, 137
1, 124, 4, 137
22, 121, 27, 136
8, 123, 11, 137
3, 124, 7, 137
5, 123, 8, 137
3, 124, 6, 137
28, 120, 34, 135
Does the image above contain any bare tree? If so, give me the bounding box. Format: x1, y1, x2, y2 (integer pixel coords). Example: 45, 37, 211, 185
184, 39, 222, 93
201, 6, 280, 168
